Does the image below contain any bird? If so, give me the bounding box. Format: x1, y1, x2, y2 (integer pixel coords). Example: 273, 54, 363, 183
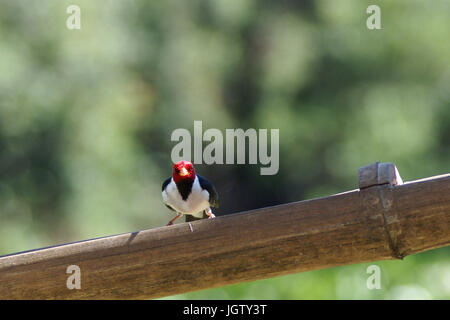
162, 160, 219, 226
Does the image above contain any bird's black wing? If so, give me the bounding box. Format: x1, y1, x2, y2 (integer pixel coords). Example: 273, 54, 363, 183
162, 177, 176, 212
197, 175, 219, 208
162, 177, 172, 191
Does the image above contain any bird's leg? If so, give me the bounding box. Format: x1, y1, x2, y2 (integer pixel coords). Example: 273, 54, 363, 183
167, 213, 182, 226
205, 207, 216, 219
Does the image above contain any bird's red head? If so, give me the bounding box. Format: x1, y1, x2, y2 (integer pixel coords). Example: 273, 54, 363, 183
173, 160, 196, 183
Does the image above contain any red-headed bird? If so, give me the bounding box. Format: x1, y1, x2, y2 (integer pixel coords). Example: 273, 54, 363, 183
162, 160, 219, 225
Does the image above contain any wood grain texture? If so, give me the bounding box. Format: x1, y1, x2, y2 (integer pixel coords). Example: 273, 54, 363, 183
0, 172, 448, 299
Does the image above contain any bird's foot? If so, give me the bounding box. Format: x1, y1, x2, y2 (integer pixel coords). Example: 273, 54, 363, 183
166, 213, 182, 226
205, 208, 216, 219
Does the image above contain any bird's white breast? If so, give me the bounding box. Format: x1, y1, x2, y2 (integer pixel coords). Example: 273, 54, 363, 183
162, 176, 210, 217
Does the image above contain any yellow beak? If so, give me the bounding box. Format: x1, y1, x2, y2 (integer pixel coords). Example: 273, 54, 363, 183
179, 167, 189, 176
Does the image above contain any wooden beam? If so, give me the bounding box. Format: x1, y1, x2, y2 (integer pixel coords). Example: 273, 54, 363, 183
0, 163, 449, 299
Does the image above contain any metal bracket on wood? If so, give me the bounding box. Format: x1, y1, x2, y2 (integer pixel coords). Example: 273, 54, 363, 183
358, 161, 403, 189
358, 162, 405, 260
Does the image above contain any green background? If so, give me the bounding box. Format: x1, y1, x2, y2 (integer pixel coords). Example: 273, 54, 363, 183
0, 0, 449, 299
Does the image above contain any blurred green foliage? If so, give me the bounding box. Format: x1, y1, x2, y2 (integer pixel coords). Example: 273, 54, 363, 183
0, 0, 448, 299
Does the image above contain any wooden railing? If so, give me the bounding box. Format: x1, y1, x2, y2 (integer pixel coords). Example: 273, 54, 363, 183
0, 162, 448, 299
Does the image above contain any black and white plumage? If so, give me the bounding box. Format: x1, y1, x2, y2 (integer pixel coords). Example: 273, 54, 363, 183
162, 160, 219, 225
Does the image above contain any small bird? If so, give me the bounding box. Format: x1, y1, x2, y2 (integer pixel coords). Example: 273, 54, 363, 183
162, 160, 219, 226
